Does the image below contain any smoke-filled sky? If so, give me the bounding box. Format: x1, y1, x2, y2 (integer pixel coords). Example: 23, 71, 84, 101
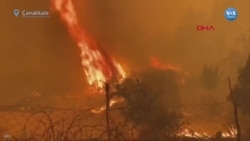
0, 0, 249, 105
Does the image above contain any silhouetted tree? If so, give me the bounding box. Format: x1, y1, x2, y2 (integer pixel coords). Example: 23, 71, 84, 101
113, 68, 185, 141
200, 65, 220, 90
232, 54, 250, 115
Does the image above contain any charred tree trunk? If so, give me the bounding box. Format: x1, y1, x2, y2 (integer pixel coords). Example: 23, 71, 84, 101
105, 82, 111, 141
228, 77, 241, 141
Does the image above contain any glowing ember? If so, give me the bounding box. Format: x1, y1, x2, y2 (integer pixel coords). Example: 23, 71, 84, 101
51, 0, 125, 88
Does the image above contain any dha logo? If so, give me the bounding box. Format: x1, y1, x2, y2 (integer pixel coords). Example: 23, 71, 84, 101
225, 7, 238, 21
196, 25, 215, 31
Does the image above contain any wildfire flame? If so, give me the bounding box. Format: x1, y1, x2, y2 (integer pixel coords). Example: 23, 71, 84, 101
150, 56, 189, 84
178, 128, 211, 139
51, 0, 125, 88
178, 127, 237, 139
90, 97, 124, 114
223, 123, 237, 138
150, 56, 182, 72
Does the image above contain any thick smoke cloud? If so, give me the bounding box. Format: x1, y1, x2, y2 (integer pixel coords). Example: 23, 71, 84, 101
0, 0, 249, 106
77, 0, 249, 72
0, 0, 86, 105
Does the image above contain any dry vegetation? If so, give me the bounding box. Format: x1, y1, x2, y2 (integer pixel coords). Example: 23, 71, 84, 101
0, 104, 247, 141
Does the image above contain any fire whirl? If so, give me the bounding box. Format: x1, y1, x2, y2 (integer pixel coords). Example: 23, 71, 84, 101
51, 0, 126, 88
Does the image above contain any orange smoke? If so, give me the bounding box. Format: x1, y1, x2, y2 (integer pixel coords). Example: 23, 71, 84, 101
51, 0, 125, 88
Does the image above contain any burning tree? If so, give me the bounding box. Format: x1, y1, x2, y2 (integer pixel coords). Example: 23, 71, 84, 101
113, 68, 185, 141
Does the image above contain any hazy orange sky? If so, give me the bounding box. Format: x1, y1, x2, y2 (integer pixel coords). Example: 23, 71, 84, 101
0, 0, 249, 105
